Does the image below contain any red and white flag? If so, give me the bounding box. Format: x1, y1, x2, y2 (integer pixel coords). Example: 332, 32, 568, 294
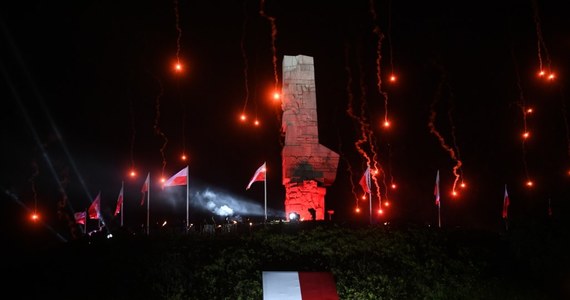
141, 172, 150, 206
246, 162, 266, 190
434, 170, 441, 207
359, 166, 371, 194
114, 184, 124, 216
262, 271, 339, 300
502, 184, 510, 219
88, 192, 101, 219
163, 166, 188, 188
74, 211, 86, 225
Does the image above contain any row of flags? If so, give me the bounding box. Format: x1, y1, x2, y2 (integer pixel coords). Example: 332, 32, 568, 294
358, 166, 523, 224
73, 166, 189, 226
74, 163, 264, 227
73, 163, 543, 228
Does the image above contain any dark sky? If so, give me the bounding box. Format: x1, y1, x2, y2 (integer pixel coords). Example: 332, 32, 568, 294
1, 0, 569, 243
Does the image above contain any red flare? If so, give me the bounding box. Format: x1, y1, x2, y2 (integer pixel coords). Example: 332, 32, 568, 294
272, 92, 281, 100
30, 213, 40, 222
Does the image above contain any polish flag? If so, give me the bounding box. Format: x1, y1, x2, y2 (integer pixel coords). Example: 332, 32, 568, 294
114, 185, 123, 216
262, 271, 339, 300
359, 167, 371, 194
246, 162, 266, 190
163, 166, 189, 187
88, 192, 101, 219
502, 184, 510, 219
74, 211, 86, 225
141, 172, 150, 206
434, 170, 440, 207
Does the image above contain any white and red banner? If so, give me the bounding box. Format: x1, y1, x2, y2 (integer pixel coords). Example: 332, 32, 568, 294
114, 185, 123, 216
434, 169, 440, 207
88, 192, 101, 219
262, 271, 339, 300
502, 184, 510, 219
164, 166, 188, 188
141, 172, 150, 206
246, 162, 266, 190
74, 211, 86, 225
359, 166, 371, 194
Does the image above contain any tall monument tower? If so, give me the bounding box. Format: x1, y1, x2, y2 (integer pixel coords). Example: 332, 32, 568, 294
281, 55, 340, 221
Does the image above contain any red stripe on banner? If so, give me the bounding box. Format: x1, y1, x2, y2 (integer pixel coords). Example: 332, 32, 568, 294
298, 272, 339, 300
170, 176, 187, 186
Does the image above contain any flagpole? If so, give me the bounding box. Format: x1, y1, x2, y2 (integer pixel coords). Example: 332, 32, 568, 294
367, 169, 372, 225
186, 165, 189, 232
147, 173, 150, 235
438, 202, 441, 228
121, 180, 124, 227
504, 184, 508, 231
436, 169, 441, 228
264, 162, 267, 223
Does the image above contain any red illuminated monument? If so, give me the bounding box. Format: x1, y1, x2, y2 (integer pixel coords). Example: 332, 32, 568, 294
281, 55, 340, 221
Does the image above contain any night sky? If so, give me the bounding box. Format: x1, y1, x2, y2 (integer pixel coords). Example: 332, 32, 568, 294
1, 0, 569, 244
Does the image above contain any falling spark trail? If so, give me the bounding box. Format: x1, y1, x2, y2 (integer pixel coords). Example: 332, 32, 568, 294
259, 0, 279, 89
368, 0, 389, 126
240, 0, 250, 117
387, 0, 395, 77
509, 45, 532, 183
173, 0, 182, 63
531, 0, 552, 73
129, 90, 137, 174
172, 0, 187, 159
357, 48, 383, 208
446, 85, 465, 184
343, 44, 361, 207
428, 68, 462, 193
346, 45, 373, 187
152, 74, 169, 178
